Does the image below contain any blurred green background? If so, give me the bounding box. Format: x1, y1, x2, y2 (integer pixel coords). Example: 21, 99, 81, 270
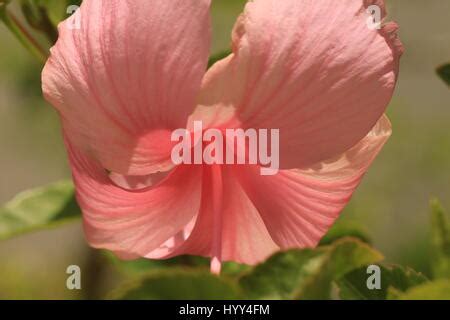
0, 0, 449, 299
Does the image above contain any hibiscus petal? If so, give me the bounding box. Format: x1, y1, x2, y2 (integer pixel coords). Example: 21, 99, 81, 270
145, 114, 390, 264
199, 0, 402, 169
220, 166, 279, 264
42, 0, 211, 175
65, 140, 203, 257
146, 165, 279, 265
235, 115, 392, 249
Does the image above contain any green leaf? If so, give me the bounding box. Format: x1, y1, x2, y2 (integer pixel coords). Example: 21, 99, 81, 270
239, 248, 328, 299
338, 264, 428, 300
394, 279, 450, 300
319, 221, 371, 245
110, 269, 241, 300
0, 180, 80, 240
430, 199, 450, 278
295, 238, 384, 299
239, 238, 383, 300
437, 63, 450, 86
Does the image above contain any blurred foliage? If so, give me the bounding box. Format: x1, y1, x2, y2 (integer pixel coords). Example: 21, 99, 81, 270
110, 269, 242, 300
104, 250, 250, 278
0, 180, 79, 240
0, 0, 82, 62
24, 0, 82, 29
437, 64, 450, 87
430, 199, 450, 278
0, 1, 47, 62
394, 280, 450, 300
20, 0, 58, 43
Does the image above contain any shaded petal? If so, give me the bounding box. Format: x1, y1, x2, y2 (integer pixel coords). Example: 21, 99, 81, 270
235, 115, 391, 249
146, 165, 279, 265
66, 139, 203, 256
42, 0, 211, 175
198, 0, 402, 169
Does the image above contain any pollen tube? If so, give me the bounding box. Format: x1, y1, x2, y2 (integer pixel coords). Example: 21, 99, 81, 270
210, 164, 223, 274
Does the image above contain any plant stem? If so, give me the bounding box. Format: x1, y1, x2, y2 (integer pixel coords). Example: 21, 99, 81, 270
0, 5, 47, 63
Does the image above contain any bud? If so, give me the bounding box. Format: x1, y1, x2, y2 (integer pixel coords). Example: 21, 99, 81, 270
20, 0, 57, 43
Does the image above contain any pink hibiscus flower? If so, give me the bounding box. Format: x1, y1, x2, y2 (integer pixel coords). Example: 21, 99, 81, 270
42, 0, 403, 274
